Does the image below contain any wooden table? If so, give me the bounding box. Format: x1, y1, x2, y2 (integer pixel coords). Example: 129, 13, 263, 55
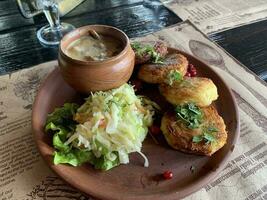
1, 0, 266, 81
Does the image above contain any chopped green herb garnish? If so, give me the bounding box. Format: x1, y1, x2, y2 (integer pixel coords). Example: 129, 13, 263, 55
131, 42, 142, 53
166, 70, 182, 85
203, 132, 216, 143
207, 126, 218, 133
192, 126, 218, 144
131, 42, 164, 64
192, 135, 203, 143
175, 103, 203, 129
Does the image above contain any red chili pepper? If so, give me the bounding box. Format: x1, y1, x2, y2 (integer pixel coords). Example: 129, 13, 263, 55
149, 125, 161, 135
163, 171, 173, 180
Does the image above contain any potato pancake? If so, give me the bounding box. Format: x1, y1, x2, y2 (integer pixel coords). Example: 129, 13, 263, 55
161, 105, 227, 156
159, 77, 218, 107
138, 53, 188, 84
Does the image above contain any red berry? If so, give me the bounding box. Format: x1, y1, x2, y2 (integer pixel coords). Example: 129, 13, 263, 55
149, 125, 161, 135
188, 64, 197, 72
191, 70, 197, 77
186, 63, 197, 77
132, 79, 142, 91
188, 63, 194, 69
190, 68, 196, 73
163, 171, 173, 180
185, 72, 191, 77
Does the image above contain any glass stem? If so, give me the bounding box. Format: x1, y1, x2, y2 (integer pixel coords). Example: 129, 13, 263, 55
43, 2, 61, 31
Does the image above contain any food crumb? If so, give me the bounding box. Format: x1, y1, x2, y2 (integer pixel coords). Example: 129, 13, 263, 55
190, 165, 195, 173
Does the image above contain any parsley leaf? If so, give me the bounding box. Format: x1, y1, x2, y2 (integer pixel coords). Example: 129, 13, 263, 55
166, 70, 182, 85
203, 132, 216, 143
131, 42, 164, 64
131, 42, 142, 51
175, 103, 203, 129
192, 126, 218, 144
207, 126, 218, 132
192, 135, 203, 143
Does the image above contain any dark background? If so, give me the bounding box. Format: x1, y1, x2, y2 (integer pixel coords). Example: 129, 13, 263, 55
0, 0, 266, 81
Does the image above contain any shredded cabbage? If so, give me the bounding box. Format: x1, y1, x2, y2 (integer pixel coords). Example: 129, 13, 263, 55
65, 83, 156, 168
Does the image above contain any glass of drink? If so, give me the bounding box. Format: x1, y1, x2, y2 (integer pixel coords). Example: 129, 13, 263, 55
16, 0, 75, 46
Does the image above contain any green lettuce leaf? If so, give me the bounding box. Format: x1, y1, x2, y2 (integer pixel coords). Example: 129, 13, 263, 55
45, 122, 69, 140
45, 103, 119, 170
45, 103, 79, 146
45, 103, 122, 170
90, 153, 120, 171
54, 149, 119, 170
45, 103, 81, 164
46, 103, 79, 129
53, 134, 70, 152
54, 149, 93, 166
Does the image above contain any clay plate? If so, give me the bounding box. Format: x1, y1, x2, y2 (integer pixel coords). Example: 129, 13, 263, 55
32, 48, 239, 200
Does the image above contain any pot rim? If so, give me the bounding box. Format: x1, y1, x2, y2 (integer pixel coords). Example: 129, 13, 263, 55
59, 25, 130, 66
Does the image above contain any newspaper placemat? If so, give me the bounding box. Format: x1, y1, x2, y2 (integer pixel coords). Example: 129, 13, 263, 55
0, 21, 266, 200
162, 0, 267, 34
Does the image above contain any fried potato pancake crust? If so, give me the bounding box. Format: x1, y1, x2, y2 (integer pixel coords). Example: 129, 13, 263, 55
161, 105, 227, 156
138, 53, 188, 84
159, 77, 218, 107
134, 41, 168, 65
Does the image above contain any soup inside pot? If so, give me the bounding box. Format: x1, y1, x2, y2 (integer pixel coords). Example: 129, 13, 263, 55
65, 34, 123, 61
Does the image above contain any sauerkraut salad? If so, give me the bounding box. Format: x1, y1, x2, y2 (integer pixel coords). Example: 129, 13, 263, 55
45, 83, 158, 170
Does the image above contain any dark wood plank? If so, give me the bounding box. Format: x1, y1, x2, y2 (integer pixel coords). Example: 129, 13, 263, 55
0, 0, 34, 32
0, 13, 34, 32
0, 0, 20, 15
209, 20, 267, 81
0, 27, 58, 74
0, 0, 181, 74
66, 0, 143, 17
0, 0, 144, 33
65, 3, 181, 38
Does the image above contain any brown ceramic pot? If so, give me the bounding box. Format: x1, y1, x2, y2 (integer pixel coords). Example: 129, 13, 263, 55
58, 25, 135, 93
